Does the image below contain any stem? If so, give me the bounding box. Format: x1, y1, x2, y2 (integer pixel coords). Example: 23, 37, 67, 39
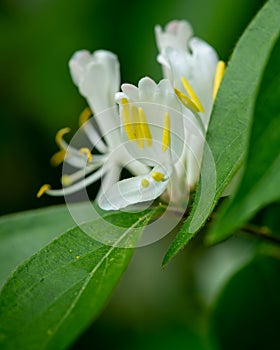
240, 224, 280, 245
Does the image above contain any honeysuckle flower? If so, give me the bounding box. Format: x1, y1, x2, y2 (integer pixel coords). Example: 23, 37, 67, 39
37, 50, 149, 200
98, 77, 186, 210
155, 20, 225, 189
37, 20, 226, 211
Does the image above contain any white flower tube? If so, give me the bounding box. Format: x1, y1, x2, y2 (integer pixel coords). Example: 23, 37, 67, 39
155, 20, 225, 189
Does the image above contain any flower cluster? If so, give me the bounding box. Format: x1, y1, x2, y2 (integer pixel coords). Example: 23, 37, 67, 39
37, 20, 225, 210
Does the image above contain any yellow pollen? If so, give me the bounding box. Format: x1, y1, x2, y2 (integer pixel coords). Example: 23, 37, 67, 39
141, 178, 150, 188
79, 107, 92, 127
132, 106, 144, 149
152, 172, 165, 182
55, 127, 71, 148
181, 77, 205, 113
213, 60, 226, 100
174, 88, 200, 113
37, 184, 51, 198
138, 107, 152, 147
79, 148, 93, 162
50, 149, 67, 167
61, 175, 72, 187
121, 98, 136, 141
162, 112, 170, 153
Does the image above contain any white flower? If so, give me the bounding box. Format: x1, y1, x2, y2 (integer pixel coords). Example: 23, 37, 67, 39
37, 20, 226, 211
155, 20, 225, 189
37, 50, 148, 200
98, 77, 185, 210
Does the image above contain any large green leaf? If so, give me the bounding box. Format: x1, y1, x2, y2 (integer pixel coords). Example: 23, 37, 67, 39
206, 37, 280, 244
0, 203, 89, 288
163, 0, 280, 266
211, 255, 280, 350
0, 207, 160, 350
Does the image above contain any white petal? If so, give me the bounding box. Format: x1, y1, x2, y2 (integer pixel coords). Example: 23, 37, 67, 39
118, 78, 185, 166
69, 50, 91, 86
155, 20, 193, 52
69, 50, 121, 148
79, 62, 113, 111
185, 132, 205, 188
96, 165, 122, 201
120, 84, 139, 101
163, 39, 218, 123
93, 50, 120, 95
188, 38, 218, 121
138, 77, 157, 100
98, 166, 170, 210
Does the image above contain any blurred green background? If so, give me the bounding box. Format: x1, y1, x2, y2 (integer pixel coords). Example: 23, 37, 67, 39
2, 1, 276, 350
0, 0, 264, 215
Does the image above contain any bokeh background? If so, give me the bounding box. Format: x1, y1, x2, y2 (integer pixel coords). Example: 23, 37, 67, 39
1, 1, 274, 350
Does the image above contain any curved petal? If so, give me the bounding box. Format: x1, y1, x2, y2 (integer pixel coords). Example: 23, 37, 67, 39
155, 20, 193, 52
162, 39, 218, 124
98, 166, 170, 210
69, 50, 120, 109
69, 50, 91, 86
69, 50, 121, 148
116, 77, 185, 167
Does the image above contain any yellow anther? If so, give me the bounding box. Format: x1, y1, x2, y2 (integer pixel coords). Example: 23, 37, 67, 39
162, 112, 170, 153
132, 106, 144, 149
79, 107, 92, 127
50, 149, 67, 167
55, 127, 71, 148
37, 184, 51, 198
61, 175, 72, 187
174, 88, 200, 113
181, 77, 205, 113
121, 98, 136, 141
79, 148, 93, 162
152, 172, 165, 182
141, 178, 150, 188
138, 107, 152, 147
213, 60, 226, 100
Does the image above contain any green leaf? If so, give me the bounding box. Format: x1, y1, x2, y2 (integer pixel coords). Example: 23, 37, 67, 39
163, 0, 280, 266
0, 203, 91, 288
211, 255, 280, 350
0, 207, 160, 350
206, 37, 280, 244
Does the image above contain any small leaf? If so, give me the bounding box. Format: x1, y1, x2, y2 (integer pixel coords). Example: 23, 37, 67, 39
211, 255, 280, 350
0, 207, 160, 350
163, 0, 280, 266
207, 37, 280, 244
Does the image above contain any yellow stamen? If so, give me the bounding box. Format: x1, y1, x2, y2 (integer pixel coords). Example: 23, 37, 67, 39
132, 106, 144, 149
37, 184, 51, 198
141, 178, 150, 188
79, 107, 92, 127
181, 77, 205, 113
213, 60, 226, 100
174, 88, 200, 113
152, 172, 165, 182
121, 98, 136, 141
162, 112, 170, 153
138, 107, 152, 147
61, 174, 72, 187
50, 149, 67, 167
79, 148, 93, 162
55, 127, 71, 148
